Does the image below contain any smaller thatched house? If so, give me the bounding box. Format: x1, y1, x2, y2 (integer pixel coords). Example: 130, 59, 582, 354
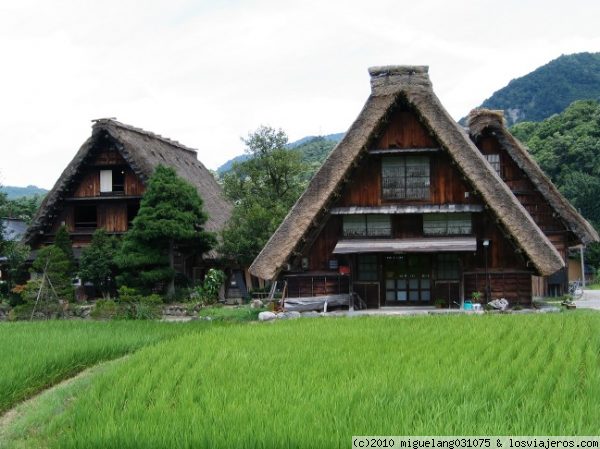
468, 109, 598, 295
250, 65, 566, 307
24, 119, 243, 294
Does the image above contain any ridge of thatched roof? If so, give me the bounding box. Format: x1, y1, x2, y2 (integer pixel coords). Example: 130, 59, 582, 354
249, 65, 565, 280
468, 109, 599, 245
24, 119, 232, 247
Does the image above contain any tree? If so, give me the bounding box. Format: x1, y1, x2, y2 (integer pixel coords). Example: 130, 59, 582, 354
219, 126, 308, 266
115, 165, 215, 297
0, 194, 44, 223
0, 183, 6, 252
79, 229, 120, 299
54, 225, 76, 276
31, 245, 74, 301
2, 241, 30, 304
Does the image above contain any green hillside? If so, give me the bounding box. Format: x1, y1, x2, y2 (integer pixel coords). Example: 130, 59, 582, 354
470, 52, 600, 126
293, 136, 338, 178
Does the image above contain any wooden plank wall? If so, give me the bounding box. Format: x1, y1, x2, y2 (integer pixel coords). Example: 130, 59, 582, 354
72, 168, 144, 197
91, 146, 128, 166
337, 153, 477, 207
125, 172, 145, 196
307, 217, 341, 271
462, 212, 527, 270
374, 109, 437, 149
531, 275, 548, 297
464, 272, 532, 305
97, 203, 128, 232
477, 135, 567, 236
74, 172, 100, 197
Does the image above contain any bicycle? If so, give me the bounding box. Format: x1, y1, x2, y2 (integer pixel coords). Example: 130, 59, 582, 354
568, 280, 584, 300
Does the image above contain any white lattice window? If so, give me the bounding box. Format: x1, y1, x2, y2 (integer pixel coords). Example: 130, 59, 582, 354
485, 154, 501, 175
382, 156, 430, 200
423, 213, 472, 235
343, 215, 392, 238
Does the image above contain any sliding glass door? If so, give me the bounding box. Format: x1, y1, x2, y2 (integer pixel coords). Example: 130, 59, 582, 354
384, 255, 431, 305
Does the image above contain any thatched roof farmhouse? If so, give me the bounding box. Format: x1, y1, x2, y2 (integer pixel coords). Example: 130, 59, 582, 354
24, 119, 234, 286
249, 65, 582, 307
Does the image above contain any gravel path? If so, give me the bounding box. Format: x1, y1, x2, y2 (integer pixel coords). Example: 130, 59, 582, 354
574, 289, 600, 310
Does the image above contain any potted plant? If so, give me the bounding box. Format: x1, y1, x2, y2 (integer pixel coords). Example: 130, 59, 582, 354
470, 291, 483, 312
434, 298, 447, 309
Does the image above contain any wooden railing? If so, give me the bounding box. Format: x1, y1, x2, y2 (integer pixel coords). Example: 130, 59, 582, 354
283, 274, 350, 298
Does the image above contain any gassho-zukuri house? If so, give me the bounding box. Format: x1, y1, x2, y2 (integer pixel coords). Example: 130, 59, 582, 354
249, 65, 598, 308
23, 119, 248, 298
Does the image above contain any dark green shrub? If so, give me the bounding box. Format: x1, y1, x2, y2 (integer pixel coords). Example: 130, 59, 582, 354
91, 299, 121, 320
8, 303, 35, 321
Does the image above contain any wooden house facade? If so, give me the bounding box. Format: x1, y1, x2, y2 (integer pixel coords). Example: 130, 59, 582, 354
23, 119, 239, 290
249, 66, 584, 307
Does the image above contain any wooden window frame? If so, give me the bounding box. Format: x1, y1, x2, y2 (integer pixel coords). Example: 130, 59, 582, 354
112, 169, 126, 193
381, 156, 430, 200
436, 254, 460, 280
423, 213, 472, 236
74, 204, 98, 230
357, 254, 378, 281
485, 154, 501, 176
384, 254, 432, 303
342, 215, 392, 238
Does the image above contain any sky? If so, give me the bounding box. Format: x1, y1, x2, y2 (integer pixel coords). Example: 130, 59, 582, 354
1, 0, 600, 189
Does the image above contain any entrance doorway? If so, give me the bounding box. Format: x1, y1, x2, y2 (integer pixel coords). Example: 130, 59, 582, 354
383, 255, 431, 305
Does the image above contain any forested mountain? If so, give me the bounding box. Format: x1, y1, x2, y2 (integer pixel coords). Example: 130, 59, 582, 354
1, 185, 47, 200
466, 52, 600, 126
0, 185, 46, 222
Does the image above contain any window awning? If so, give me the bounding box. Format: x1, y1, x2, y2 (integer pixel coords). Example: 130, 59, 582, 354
332, 237, 477, 254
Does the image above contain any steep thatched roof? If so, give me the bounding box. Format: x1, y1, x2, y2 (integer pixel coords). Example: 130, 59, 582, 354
468, 109, 599, 245
249, 66, 565, 280
24, 119, 232, 246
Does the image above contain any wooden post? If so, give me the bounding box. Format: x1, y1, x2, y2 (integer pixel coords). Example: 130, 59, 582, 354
167, 239, 175, 298
580, 246, 586, 288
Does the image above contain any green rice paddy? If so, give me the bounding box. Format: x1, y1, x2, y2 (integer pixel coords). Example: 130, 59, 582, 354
3, 312, 600, 448
0, 320, 203, 413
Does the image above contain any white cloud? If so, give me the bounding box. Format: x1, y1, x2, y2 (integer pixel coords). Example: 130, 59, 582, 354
0, 0, 599, 188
